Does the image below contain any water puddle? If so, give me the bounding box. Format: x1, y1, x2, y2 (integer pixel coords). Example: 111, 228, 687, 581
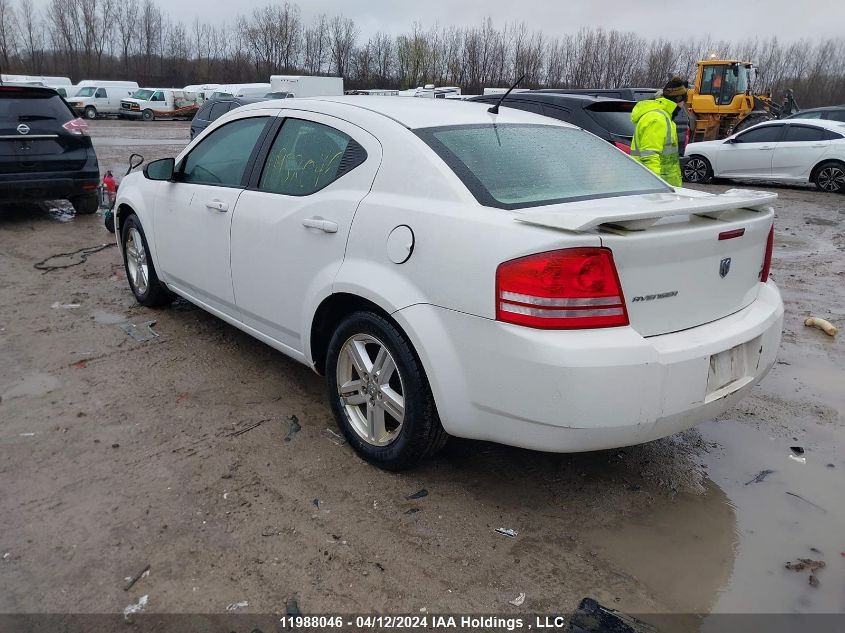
584, 419, 844, 625
1, 371, 62, 400
91, 309, 127, 325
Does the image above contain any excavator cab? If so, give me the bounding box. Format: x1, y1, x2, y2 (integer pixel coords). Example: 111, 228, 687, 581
688, 60, 773, 141
698, 62, 750, 106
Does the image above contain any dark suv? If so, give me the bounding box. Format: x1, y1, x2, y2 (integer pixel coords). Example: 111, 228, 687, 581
190, 96, 269, 140
0, 85, 100, 213
469, 92, 635, 152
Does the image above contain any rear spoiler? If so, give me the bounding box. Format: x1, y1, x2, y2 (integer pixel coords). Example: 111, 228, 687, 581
515, 189, 777, 232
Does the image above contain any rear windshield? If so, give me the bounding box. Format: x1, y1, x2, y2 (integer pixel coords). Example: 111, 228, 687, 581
416, 123, 669, 209
584, 102, 635, 137
0, 89, 74, 122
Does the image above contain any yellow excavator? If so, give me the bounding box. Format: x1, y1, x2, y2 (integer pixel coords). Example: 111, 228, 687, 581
686, 59, 783, 141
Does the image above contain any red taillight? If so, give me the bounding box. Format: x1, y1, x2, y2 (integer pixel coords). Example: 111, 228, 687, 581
496, 248, 629, 329
62, 118, 89, 136
760, 224, 774, 282
613, 141, 631, 154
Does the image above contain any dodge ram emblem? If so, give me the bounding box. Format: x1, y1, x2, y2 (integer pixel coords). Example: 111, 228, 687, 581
17, 123, 30, 135
719, 257, 732, 278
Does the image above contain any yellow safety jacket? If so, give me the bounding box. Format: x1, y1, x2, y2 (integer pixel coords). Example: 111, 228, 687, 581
630, 97, 682, 186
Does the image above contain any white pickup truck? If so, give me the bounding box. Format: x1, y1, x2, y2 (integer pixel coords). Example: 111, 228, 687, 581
120, 89, 202, 121
67, 81, 139, 119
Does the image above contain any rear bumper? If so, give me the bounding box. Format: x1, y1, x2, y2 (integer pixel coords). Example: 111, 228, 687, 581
394, 281, 784, 452
0, 170, 100, 200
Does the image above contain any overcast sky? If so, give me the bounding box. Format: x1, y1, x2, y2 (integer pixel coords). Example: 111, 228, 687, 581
32, 0, 845, 41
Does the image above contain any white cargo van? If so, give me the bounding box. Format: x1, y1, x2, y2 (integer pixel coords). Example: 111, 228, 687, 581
120, 88, 202, 120
208, 83, 272, 99
268, 75, 343, 98
66, 81, 140, 119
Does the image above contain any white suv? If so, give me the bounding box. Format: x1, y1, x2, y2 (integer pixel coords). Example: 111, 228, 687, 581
114, 97, 783, 470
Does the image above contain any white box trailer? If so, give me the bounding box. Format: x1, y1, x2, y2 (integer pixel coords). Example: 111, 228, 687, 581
1, 74, 71, 86
0, 74, 77, 98
66, 81, 140, 119
120, 88, 202, 121
209, 83, 271, 99
269, 75, 343, 98
184, 84, 220, 100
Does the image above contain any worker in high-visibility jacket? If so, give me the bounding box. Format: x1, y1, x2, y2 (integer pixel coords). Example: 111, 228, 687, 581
630, 77, 688, 186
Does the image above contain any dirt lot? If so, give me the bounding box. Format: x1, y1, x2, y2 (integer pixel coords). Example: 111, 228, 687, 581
1, 120, 843, 626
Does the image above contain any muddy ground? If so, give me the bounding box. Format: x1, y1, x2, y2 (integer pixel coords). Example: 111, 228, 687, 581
0, 120, 843, 628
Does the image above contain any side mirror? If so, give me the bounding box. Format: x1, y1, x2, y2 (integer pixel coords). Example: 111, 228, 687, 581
724, 137, 737, 144
143, 157, 175, 181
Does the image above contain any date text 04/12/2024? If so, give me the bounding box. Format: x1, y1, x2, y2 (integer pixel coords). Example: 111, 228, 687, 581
279, 615, 571, 630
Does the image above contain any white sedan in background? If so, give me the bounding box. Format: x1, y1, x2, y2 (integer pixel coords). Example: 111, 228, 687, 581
114, 97, 783, 470
683, 118, 845, 192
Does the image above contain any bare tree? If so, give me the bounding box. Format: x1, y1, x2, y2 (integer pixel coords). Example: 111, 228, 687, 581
328, 14, 356, 77
2, 1, 842, 107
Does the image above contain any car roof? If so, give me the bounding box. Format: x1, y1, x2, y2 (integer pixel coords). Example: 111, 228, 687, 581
0, 83, 60, 96
789, 105, 845, 113
754, 118, 845, 132
205, 96, 267, 105
238, 95, 578, 130
470, 92, 632, 106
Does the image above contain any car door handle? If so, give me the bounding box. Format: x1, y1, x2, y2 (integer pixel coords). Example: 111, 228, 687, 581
811, 144, 827, 148
302, 217, 338, 233
204, 199, 228, 212
758, 146, 773, 150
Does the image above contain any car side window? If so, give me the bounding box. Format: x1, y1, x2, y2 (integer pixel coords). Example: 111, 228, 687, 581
829, 111, 845, 122
783, 125, 827, 142
795, 111, 823, 119
95, 88, 107, 98
181, 117, 269, 187
735, 126, 783, 143
208, 102, 230, 122
258, 118, 367, 196
195, 102, 212, 121
152, 91, 164, 102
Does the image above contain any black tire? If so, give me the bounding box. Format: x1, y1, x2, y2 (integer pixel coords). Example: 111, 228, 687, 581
84, 106, 97, 120
120, 214, 173, 307
326, 311, 447, 470
70, 194, 99, 214
683, 155, 713, 183
812, 160, 845, 193
104, 210, 115, 233
142, 109, 154, 121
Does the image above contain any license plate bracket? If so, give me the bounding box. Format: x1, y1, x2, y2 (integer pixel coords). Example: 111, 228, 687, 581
705, 335, 762, 402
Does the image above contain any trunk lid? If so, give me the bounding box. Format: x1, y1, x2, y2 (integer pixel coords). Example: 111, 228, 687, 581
515, 188, 776, 337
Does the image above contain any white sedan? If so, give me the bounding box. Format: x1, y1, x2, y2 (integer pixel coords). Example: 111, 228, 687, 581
684, 118, 845, 192
114, 97, 783, 470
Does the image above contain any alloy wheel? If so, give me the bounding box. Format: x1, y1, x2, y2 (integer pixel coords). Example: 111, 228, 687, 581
684, 158, 708, 182
336, 334, 405, 447
818, 166, 845, 192
125, 228, 149, 295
